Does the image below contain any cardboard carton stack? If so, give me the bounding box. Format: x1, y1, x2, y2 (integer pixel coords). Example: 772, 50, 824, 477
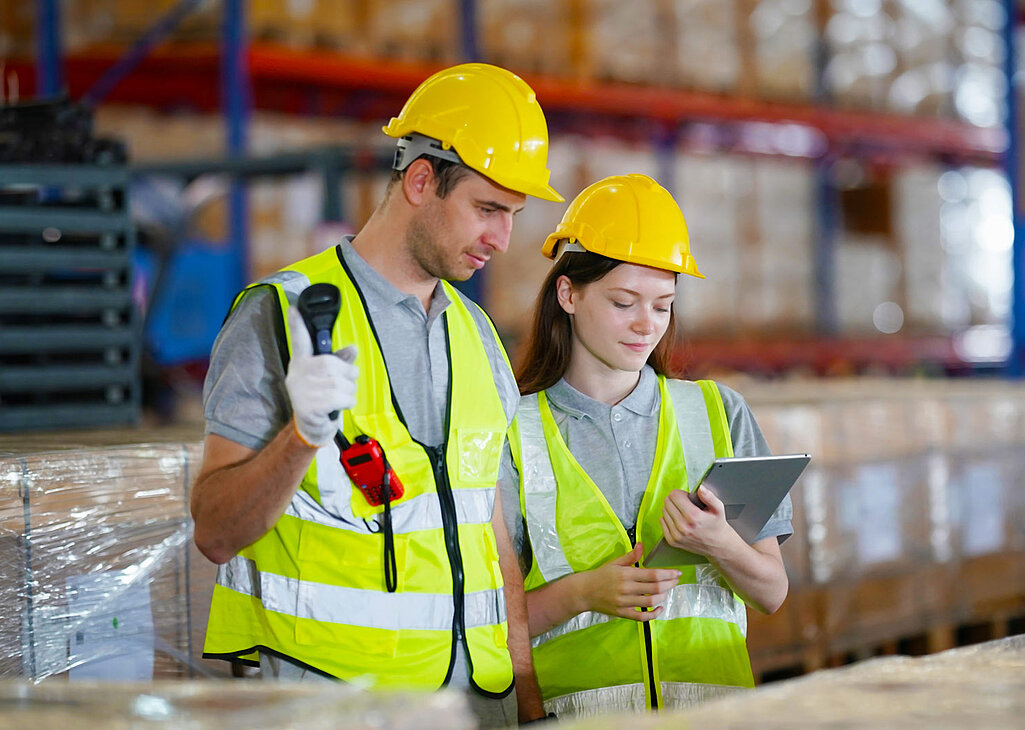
746, 377, 1025, 675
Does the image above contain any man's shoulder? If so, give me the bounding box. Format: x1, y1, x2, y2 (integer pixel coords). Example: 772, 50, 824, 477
448, 286, 502, 341
447, 286, 518, 422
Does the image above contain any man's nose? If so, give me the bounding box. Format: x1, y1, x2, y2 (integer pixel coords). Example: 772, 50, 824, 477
484, 212, 514, 253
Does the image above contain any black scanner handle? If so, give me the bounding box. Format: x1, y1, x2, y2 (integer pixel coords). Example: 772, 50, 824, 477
296, 283, 342, 419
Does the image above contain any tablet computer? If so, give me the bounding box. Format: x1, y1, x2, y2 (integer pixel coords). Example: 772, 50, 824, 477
643, 453, 810, 568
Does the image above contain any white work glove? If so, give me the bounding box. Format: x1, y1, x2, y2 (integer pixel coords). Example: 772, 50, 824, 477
285, 307, 358, 448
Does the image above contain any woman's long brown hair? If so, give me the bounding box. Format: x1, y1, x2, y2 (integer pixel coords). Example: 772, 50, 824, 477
516, 251, 681, 395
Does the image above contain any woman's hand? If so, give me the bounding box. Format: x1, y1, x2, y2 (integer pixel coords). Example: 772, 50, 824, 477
660, 485, 737, 560
660, 485, 790, 615
577, 543, 681, 621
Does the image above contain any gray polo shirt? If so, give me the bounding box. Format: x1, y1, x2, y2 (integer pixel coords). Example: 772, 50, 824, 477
499, 365, 793, 568
203, 237, 519, 448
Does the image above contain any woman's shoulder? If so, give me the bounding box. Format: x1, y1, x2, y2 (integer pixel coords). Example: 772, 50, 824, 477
663, 377, 753, 418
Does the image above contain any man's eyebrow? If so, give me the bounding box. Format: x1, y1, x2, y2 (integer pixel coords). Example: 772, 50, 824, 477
476, 198, 525, 214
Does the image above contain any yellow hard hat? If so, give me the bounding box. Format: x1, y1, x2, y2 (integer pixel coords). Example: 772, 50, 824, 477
383, 63, 563, 202
542, 174, 703, 278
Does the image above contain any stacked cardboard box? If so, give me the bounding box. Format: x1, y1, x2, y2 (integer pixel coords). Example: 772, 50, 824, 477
671, 0, 741, 93
745, 0, 817, 101
745, 377, 1025, 674
479, 0, 576, 77
249, 0, 366, 51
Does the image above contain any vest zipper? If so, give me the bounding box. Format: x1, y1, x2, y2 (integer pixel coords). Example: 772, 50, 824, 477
428, 445, 467, 647
643, 622, 659, 709
629, 524, 659, 709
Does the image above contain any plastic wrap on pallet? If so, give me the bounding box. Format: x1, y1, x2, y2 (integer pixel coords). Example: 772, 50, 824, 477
0, 442, 223, 680
554, 635, 1025, 729
0, 679, 474, 730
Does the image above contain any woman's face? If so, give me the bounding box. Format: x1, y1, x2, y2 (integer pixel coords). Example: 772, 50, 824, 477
557, 262, 677, 376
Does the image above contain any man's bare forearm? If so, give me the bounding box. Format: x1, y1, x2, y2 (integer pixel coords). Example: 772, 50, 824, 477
191, 424, 317, 564
492, 497, 546, 721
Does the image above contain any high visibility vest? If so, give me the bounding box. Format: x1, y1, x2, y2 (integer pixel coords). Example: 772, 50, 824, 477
511, 376, 753, 716
203, 246, 515, 696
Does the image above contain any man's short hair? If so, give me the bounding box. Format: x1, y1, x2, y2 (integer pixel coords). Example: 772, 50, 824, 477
389, 157, 473, 199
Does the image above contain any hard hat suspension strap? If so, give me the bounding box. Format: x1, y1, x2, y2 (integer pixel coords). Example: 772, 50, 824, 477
392, 133, 465, 172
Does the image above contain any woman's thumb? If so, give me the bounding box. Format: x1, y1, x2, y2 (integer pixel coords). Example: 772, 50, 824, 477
615, 542, 643, 565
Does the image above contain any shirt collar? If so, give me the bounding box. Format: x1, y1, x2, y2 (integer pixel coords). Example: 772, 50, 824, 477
546, 365, 660, 420
339, 237, 450, 318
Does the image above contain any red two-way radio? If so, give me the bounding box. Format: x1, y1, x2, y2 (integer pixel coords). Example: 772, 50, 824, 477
338, 435, 404, 506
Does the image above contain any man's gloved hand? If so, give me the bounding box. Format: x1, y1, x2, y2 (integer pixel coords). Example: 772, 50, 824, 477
285, 307, 358, 448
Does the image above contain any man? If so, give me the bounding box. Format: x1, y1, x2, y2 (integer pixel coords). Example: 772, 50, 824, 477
191, 63, 563, 728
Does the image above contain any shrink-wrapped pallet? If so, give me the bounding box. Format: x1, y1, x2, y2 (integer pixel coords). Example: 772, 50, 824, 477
0, 678, 474, 730
0, 434, 219, 680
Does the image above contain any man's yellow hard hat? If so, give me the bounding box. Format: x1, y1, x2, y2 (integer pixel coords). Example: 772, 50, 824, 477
542, 174, 703, 278
383, 63, 563, 202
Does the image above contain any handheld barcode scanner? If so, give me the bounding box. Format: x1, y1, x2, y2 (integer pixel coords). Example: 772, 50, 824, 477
296, 283, 402, 591
296, 283, 340, 368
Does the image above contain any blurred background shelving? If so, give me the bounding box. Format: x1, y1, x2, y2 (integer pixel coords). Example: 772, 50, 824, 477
2, 0, 1025, 690
4, 0, 1023, 386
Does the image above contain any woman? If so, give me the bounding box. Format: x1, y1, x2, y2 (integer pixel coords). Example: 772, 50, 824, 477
500, 174, 792, 718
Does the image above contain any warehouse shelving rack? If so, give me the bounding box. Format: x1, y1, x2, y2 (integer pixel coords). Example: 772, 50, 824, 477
7, 0, 1023, 375
0, 162, 141, 431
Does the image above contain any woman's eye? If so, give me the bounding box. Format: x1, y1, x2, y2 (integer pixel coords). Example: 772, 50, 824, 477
612, 301, 630, 309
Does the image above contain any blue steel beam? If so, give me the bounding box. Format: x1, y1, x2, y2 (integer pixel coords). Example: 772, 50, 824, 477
459, 0, 481, 62
1003, 0, 1024, 376
813, 159, 839, 336
223, 0, 251, 292
34, 0, 63, 96
812, 1, 838, 336
454, 0, 482, 303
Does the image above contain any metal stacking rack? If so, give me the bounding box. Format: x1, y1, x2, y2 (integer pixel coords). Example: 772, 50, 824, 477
0, 160, 140, 431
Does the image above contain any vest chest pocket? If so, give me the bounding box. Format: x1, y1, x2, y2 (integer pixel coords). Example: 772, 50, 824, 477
454, 429, 503, 486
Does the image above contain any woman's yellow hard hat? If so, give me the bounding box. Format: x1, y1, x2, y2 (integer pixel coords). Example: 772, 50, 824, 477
542, 174, 702, 278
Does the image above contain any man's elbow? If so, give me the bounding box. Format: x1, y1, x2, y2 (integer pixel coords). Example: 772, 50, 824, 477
193, 523, 235, 565
754, 584, 789, 616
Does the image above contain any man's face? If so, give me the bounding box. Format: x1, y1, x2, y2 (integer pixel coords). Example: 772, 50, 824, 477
407, 169, 526, 282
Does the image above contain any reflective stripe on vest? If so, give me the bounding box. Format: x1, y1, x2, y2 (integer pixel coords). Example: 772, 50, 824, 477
543, 681, 744, 717
533, 572, 746, 648
517, 394, 574, 584
204, 246, 513, 693
284, 484, 495, 535
218, 555, 506, 630
666, 379, 716, 492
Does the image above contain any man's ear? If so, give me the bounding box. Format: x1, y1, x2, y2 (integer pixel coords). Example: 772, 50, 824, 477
402, 158, 436, 206
555, 275, 576, 314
